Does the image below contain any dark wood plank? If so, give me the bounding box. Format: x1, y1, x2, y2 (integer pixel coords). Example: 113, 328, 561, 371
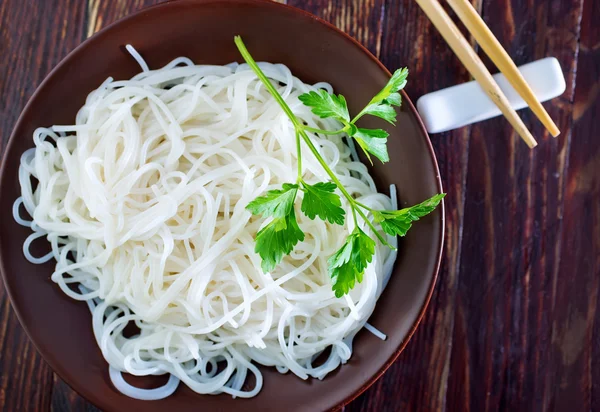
550, 0, 600, 410
51, 377, 100, 412
0, 297, 52, 412
288, 0, 386, 59
0, 0, 88, 411
445, 0, 584, 411
85, 0, 165, 38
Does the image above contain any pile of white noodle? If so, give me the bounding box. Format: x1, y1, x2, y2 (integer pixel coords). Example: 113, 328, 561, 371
13, 46, 398, 399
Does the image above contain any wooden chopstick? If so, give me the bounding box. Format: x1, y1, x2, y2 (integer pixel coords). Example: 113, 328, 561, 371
446, 0, 560, 137
414, 0, 537, 148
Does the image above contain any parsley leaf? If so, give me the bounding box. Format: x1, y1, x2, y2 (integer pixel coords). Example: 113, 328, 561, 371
236, 37, 444, 297
347, 123, 358, 136
246, 183, 298, 218
360, 67, 408, 124
370, 68, 408, 106
354, 128, 390, 164
362, 105, 397, 123
385, 92, 402, 107
373, 193, 446, 237
328, 228, 376, 297
298, 90, 350, 122
301, 182, 346, 225
255, 208, 305, 272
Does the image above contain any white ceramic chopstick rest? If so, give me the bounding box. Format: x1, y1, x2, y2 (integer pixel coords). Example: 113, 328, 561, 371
416, 57, 566, 134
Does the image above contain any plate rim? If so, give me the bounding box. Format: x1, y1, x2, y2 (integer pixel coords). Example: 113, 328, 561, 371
0, 0, 445, 409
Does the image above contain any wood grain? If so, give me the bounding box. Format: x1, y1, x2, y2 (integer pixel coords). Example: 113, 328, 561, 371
446, 0, 584, 410
550, 0, 600, 409
0, 1, 87, 411
0, 0, 597, 411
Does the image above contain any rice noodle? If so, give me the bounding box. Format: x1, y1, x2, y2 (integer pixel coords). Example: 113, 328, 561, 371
14, 46, 398, 399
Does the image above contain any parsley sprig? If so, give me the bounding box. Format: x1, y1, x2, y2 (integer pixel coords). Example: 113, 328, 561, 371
235, 36, 445, 298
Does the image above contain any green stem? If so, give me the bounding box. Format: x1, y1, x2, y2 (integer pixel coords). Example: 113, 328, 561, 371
303, 126, 346, 136
355, 207, 394, 248
235, 35, 392, 250
295, 129, 303, 181
351, 105, 373, 124
350, 112, 364, 124
301, 129, 390, 247
299, 130, 354, 202
355, 201, 375, 212
351, 206, 358, 227
234, 36, 300, 128
351, 95, 377, 124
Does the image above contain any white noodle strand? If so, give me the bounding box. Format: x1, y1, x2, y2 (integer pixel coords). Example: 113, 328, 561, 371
15, 48, 398, 399
363, 323, 387, 341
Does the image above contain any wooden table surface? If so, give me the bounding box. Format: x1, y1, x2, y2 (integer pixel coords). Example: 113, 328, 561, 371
1, 0, 598, 411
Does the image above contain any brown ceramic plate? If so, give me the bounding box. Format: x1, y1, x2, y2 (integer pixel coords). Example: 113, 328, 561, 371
0, 0, 444, 410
